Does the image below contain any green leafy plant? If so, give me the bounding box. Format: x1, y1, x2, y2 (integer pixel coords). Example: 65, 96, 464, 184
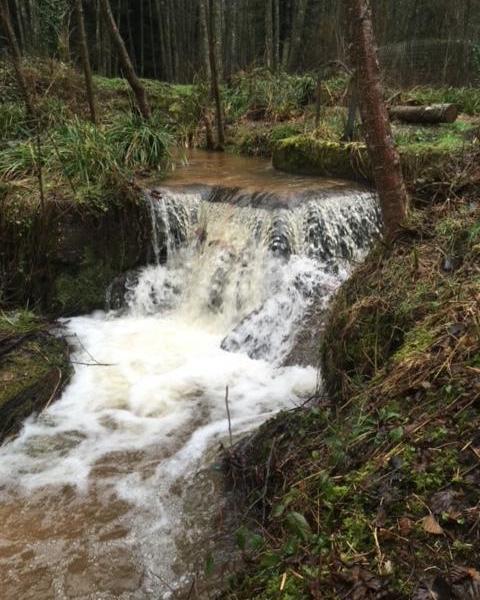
108, 113, 173, 170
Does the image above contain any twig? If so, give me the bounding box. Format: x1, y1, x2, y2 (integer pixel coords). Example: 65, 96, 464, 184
225, 385, 233, 447
44, 367, 62, 410
262, 438, 276, 524
70, 360, 115, 367
70, 332, 117, 366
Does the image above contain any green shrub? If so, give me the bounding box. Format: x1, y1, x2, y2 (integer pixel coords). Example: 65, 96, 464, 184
224, 68, 316, 120
0, 103, 28, 143
107, 113, 172, 170
0, 140, 39, 179
52, 118, 120, 185
398, 86, 480, 115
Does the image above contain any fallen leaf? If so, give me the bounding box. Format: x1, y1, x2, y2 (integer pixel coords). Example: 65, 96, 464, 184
422, 514, 444, 535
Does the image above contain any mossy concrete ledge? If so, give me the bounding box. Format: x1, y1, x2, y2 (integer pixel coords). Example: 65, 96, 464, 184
273, 136, 372, 182
272, 134, 473, 186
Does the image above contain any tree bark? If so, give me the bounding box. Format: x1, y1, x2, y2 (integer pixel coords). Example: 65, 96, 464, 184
273, 0, 280, 71
347, 0, 408, 240
199, 0, 211, 80
74, 0, 97, 125
342, 74, 359, 141
205, 0, 225, 149
0, 0, 36, 119
265, 0, 273, 69
288, 0, 308, 71
389, 104, 458, 124
99, 0, 151, 119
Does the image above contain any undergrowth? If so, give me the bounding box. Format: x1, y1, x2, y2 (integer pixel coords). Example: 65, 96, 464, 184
224, 198, 480, 599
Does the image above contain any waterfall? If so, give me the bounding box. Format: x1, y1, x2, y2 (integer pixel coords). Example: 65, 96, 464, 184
0, 181, 379, 599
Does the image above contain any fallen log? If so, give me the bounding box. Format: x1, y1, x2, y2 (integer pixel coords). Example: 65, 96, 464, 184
389, 103, 458, 124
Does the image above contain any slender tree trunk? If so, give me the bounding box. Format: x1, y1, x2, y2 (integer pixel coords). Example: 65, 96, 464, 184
342, 74, 359, 141
205, 0, 225, 149
148, 0, 158, 78
99, 0, 151, 119
125, 0, 137, 70
265, 0, 273, 69
140, 0, 145, 76
199, 0, 211, 79
0, 0, 36, 119
347, 0, 408, 240
74, 0, 97, 124
212, 0, 223, 81
288, 0, 308, 71
273, 0, 280, 71
13, 0, 26, 51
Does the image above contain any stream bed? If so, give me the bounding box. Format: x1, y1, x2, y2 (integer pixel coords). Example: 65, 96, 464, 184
0, 152, 379, 599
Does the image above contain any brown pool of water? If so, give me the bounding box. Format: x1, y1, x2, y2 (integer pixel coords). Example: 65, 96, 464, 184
161, 149, 362, 198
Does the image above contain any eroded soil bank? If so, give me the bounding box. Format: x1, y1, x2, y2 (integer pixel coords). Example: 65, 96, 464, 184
224, 191, 480, 598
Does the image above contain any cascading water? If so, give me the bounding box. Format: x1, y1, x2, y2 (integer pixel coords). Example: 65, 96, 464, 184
0, 172, 379, 599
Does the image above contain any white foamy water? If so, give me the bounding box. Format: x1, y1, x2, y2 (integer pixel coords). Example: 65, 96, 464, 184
0, 185, 379, 598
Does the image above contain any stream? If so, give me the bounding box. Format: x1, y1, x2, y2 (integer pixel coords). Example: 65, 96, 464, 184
0, 152, 379, 599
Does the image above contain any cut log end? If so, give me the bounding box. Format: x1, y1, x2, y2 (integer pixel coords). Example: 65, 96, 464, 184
389, 103, 459, 124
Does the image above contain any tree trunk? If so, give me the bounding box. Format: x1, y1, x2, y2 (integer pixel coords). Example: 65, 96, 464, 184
199, 0, 211, 80
347, 0, 408, 240
342, 75, 359, 141
0, 0, 36, 119
389, 104, 458, 124
265, 0, 273, 69
288, 0, 308, 71
314, 75, 322, 129
99, 0, 151, 119
273, 0, 280, 71
13, 0, 26, 51
205, 0, 225, 149
74, 0, 97, 125
212, 0, 223, 82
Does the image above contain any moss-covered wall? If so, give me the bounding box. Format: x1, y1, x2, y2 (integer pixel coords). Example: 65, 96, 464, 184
272, 134, 474, 187
0, 189, 152, 316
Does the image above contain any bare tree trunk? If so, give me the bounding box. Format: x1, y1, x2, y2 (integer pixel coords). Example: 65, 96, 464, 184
99, 0, 151, 119
265, 0, 273, 69
148, 0, 158, 78
288, 0, 308, 71
199, 0, 211, 79
140, 0, 145, 77
205, 0, 225, 149
13, 0, 26, 50
273, 0, 280, 71
342, 74, 359, 141
74, 0, 97, 124
347, 0, 408, 240
0, 0, 36, 119
212, 0, 223, 81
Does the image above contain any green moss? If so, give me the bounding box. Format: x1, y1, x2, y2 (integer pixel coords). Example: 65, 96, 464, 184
52, 261, 115, 315
273, 135, 371, 181
273, 131, 475, 185
393, 326, 436, 363
0, 311, 71, 438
